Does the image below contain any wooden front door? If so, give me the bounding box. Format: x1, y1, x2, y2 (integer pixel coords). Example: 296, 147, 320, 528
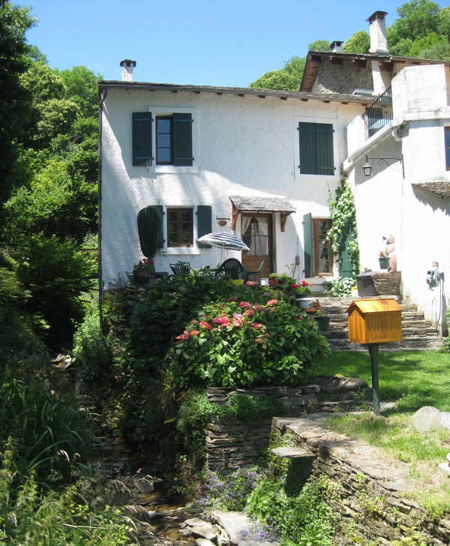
241, 214, 273, 278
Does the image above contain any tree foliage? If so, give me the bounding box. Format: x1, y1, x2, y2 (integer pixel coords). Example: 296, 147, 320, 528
0, 0, 34, 204
250, 0, 450, 90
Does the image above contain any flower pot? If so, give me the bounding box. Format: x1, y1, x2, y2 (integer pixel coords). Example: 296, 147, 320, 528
379, 257, 390, 270
314, 315, 330, 332
268, 277, 279, 287
133, 270, 150, 285
297, 297, 315, 309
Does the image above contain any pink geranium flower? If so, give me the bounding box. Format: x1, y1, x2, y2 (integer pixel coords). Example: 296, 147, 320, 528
240, 301, 251, 309
243, 309, 254, 317
190, 330, 200, 337
267, 299, 279, 306
251, 323, 264, 330
199, 321, 212, 330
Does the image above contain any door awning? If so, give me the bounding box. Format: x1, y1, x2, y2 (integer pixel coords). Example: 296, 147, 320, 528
229, 195, 296, 232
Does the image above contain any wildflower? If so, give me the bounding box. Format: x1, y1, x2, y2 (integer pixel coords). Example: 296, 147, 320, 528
240, 301, 251, 309
233, 313, 245, 321
267, 299, 279, 306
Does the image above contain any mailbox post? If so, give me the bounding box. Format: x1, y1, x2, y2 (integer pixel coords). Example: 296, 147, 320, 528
347, 299, 403, 415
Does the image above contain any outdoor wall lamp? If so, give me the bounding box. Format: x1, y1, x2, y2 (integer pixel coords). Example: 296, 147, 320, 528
363, 155, 404, 178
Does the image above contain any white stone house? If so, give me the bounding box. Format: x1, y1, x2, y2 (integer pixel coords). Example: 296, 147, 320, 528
99, 11, 450, 328
99, 69, 365, 287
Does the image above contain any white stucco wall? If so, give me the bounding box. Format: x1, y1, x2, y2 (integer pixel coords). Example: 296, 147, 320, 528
100, 87, 362, 286
346, 63, 450, 322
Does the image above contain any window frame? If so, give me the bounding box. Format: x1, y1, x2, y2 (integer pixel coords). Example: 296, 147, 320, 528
166, 207, 194, 248
149, 106, 198, 174
294, 117, 339, 182
445, 126, 450, 171
155, 116, 173, 165
312, 218, 334, 276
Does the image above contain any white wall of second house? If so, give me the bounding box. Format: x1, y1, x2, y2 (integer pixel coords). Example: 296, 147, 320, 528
100, 87, 362, 286
346, 62, 450, 321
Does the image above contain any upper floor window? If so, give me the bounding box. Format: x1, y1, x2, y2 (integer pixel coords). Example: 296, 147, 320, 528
445, 127, 450, 171
298, 122, 335, 176
132, 111, 194, 167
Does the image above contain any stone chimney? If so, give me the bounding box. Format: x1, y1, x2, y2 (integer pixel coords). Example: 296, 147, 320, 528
330, 41, 344, 53
367, 11, 388, 54
120, 59, 136, 82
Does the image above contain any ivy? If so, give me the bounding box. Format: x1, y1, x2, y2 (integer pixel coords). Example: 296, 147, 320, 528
327, 179, 360, 277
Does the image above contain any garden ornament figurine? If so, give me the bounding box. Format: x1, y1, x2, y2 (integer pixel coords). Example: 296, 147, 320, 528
382, 235, 397, 273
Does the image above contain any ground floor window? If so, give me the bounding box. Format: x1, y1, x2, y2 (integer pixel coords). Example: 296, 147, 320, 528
313, 218, 333, 275
167, 208, 193, 247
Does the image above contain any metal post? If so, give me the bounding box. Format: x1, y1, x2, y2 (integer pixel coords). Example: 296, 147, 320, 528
368, 343, 380, 416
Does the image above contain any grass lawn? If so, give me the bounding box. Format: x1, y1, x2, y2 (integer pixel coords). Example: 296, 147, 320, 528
308, 351, 450, 517
312, 350, 450, 413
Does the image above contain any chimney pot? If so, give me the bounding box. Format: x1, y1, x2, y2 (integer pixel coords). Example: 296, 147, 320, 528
120, 59, 136, 82
330, 41, 344, 53
367, 11, 388, 54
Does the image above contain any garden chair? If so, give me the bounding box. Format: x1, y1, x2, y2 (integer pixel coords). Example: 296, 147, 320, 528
170, 261, 191, 275
215, 258, 247, 280
245, 260, 264, 283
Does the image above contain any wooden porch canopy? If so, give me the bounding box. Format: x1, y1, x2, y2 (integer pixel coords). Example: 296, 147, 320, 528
229, 195, 296, 232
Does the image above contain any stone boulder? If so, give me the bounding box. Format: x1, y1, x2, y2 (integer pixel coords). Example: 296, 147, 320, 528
409, 406, 450, 433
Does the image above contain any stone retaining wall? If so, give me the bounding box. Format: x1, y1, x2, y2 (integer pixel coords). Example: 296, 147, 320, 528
205, 378, 368, 469
273, 414, 450, 546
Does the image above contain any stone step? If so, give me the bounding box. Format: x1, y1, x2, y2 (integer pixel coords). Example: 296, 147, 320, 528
328, 337, 442, 351
325, 327, 438, 340
271, 447, 315, 459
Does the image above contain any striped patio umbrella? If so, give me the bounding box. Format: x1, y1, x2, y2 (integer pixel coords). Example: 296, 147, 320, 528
197, 232, 250, 252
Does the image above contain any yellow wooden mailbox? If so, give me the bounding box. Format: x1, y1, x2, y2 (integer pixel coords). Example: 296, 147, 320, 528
347, 298, 403, 344
346, 298, 403, 416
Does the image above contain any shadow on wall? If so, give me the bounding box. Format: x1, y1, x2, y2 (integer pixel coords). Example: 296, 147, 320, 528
412, 184, 450, 215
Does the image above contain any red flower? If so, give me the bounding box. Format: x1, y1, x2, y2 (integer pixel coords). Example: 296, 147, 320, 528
301, 280, 310, 287
199, 321, 212, 330
291, 283, 299, 289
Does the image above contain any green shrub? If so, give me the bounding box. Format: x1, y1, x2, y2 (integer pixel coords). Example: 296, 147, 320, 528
15, 233, 96, 346
325, 276, 355, 297
166, 296, 330, 389
0, 379, 93, 484
0, 442, 132, 545
247, 477, 337, 545
73, 305, 115, 404
441, 309, 450, 353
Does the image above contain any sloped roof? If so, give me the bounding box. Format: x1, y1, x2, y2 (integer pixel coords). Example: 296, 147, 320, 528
346, 298, 403, 314
300, 50, 450, 93
229, 195, 295, 213
99, 80, 372, 106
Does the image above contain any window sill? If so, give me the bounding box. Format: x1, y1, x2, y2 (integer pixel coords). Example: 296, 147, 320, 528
151, 165, 200, 175
161, 248, 201, 256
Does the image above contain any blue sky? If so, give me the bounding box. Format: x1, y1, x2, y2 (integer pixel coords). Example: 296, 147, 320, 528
20, 0, 409, 87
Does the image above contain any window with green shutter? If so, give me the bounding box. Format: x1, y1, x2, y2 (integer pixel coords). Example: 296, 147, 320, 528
155, 113, 193, 166
298, 122, 335, 175
196, 205, 212, 248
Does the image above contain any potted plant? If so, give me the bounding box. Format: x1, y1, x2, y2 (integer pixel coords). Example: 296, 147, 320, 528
379, 251, 390, 270
133, 258, 154, 284
306, 300, 330, 332
268, 273, 279, 287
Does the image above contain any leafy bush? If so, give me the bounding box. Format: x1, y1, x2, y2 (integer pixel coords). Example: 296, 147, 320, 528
0, 379, 93, 484
247, 477, 338, 546
0, 442, 132, 545
325, 276, 356, 297
73, 305, 115, 404
441, 309, 450, 353
166, 296, 330, 389
14, 233, 96, 346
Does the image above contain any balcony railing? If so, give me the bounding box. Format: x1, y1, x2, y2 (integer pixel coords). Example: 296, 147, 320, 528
364, 87, 392, 138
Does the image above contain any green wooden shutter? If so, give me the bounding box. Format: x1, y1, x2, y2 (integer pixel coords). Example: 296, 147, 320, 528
315, 123, 334, 175
299, 122, 334, 175
197, 205, 212, 248
172, 113, 193, 166
339, 235, 354, 279
303, 213, 313, 278
299, 122, 317, 174
133, 112, 153, 166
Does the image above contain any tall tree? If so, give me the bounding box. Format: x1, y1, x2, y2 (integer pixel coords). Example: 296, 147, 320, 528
0, 0, 34, 205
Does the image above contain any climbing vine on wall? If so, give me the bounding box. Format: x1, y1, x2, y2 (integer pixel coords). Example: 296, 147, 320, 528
327, 180, 360, 277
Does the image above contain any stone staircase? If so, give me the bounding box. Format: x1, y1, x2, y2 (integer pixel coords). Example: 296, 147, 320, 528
314, 296, 442, 351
